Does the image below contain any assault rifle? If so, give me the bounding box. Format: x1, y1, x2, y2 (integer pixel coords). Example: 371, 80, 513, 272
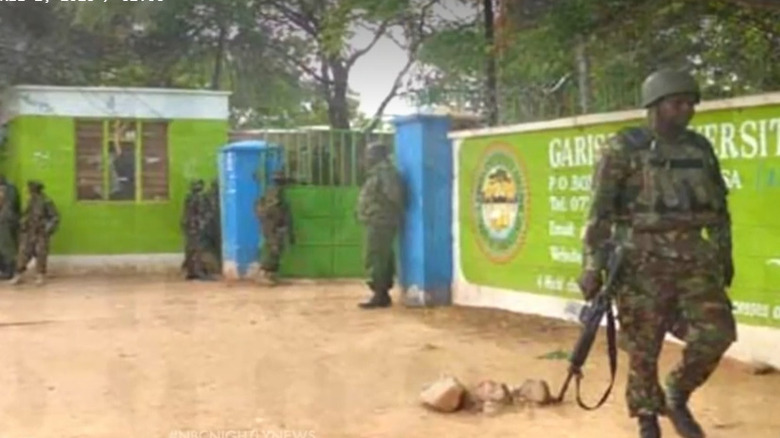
252, 171, 307, 186
552, 243, 625, 410
275, 177, 306, 186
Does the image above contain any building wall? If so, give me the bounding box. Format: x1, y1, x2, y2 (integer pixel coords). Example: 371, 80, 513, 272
449, 92, 780, 367
0, 85, 229, 256
8, 115, 227, 254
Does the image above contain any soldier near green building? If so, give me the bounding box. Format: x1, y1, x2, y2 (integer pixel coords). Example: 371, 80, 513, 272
9, 180, 59, 285
0, 183, 19, 278
0, 174, 21, 257
254, 170, 294, 285
203, 178, 222, 274
181, 179, 210, 280
578, 70, 735, 438
356, 142, 404, 309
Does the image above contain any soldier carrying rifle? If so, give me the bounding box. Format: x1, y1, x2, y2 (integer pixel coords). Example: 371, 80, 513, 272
577, 70, 736, 438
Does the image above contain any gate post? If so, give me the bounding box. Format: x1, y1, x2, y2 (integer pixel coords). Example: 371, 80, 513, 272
218, 140, 283, 281
392, 114, 453, 306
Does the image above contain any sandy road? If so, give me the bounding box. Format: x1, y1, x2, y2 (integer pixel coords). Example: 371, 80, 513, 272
0, 277, 777, 438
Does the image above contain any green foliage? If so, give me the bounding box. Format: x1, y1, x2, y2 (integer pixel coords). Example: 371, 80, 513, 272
419, 27, 486, 76
9, 0, 780, 129
413, 0, 780, 124
38, 1, 359, 128
4, 0, 452, 130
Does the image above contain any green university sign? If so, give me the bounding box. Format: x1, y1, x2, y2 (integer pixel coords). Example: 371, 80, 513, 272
458, 99, 780, 328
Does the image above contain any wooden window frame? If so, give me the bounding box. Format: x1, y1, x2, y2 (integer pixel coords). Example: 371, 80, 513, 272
74, 118, 170, 203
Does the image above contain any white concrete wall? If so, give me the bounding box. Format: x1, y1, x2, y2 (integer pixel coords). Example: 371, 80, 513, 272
449, 94, 780, 369
2, 85, 230, 123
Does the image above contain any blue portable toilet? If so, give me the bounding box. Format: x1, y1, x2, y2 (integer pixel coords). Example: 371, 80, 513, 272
218, 140, 283, 280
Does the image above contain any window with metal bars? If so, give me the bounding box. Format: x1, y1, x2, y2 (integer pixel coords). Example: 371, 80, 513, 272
74, 118, 169, 202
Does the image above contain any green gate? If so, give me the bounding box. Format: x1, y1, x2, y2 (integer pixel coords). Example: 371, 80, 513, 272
252, 128, 394, 278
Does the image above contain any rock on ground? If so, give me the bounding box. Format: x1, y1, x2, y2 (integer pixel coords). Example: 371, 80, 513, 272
512, 379, 552, 405
471, 379, 512, 415
473, 379, 511, 404
420, 376, 466, 413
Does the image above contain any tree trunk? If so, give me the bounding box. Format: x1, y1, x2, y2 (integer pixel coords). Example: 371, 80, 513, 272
210, 23, 227, 90
574, 34, 590, 114
483, 0, 499, 125
325, 58, 351, 130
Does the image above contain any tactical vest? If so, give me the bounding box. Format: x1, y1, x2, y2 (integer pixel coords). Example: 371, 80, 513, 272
256, 187, 284, 224
615, 127, 727, 232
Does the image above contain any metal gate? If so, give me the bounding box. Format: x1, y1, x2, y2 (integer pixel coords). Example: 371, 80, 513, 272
244, 128, 394, 278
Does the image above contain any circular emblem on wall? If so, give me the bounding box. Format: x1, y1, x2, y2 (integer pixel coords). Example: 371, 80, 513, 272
472, 143, 530, 263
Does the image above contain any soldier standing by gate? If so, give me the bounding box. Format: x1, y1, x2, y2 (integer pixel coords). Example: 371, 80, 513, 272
181, 179, 210, 280
355, 142, 404, 309
9, 180, 59, 285
255, 170, 295, 285
578, 70, 736, 438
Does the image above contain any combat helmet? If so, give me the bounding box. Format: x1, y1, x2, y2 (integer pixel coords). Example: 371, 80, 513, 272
27, 180, 44, 191
271, 170, 285, 181
366, 141, 389, 159
640, 69, 700, 108
190, 179, 204, 191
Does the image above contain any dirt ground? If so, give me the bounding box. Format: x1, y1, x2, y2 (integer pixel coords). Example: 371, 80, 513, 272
0, 277, 778, 438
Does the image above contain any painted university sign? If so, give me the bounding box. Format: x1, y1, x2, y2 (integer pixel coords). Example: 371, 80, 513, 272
457, 97, 780, 328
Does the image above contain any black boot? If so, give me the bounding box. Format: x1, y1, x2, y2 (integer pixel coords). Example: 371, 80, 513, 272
666, 388, 704, 438
358, 290, 391, 309
638, 415, 661, 438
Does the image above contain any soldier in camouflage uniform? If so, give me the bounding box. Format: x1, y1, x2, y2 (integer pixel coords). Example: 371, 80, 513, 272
10, 180, 59, 285
356, 142, 404, 309
181, 179, 210, 280
0, 183, 19, 278
579, 70, 736, 438
202, 179, 222, 275
0, 174, 21, 265
255, 170, 294, 285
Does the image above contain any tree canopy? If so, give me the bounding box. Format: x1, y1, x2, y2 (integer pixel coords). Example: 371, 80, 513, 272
2, 0, 779, 128
413, 0, 780, 125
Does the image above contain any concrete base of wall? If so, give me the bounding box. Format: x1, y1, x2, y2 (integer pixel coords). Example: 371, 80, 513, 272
45, 255, 308, 284
222, 260, 261, 281
454, 282, 780, 369
401, 285, 434, 306
47, 254, 184, 277
42, 254, 371, 285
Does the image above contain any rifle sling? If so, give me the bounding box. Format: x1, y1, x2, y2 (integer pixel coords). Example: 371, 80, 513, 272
574, 307, 618, 410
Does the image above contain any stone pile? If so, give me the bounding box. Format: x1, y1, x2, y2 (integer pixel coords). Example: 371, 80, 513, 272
419, 375, 553, 415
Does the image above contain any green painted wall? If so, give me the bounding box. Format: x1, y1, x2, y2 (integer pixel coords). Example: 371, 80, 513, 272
3, 115, 227, 254
459, 103, 780, 328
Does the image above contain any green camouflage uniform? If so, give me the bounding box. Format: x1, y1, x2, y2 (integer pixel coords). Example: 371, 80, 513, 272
203, 179, 222, 274
255, 173, 294, 282
181, 180, 209, 279
581, 70, 735, 438
0, 184, 19, 277
0, 176, 21, 276
11, 181, 59, 284
357, 147, 404, 308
